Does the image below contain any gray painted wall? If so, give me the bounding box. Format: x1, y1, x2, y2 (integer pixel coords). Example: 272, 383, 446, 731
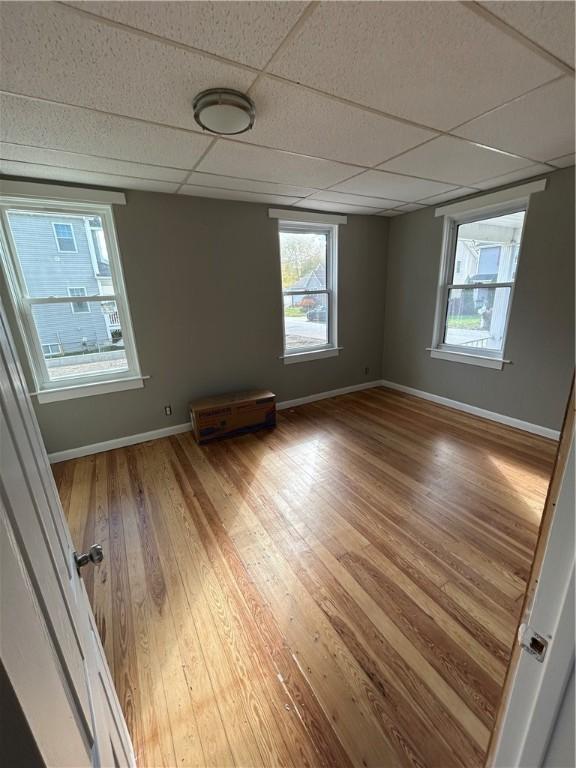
543, 663, 575, 768
1, 166, 573, 453
1, 191, 388, 453
382, 167, 575, 431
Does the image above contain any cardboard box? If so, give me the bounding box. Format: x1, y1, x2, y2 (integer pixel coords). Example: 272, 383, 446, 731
189, 389, 276, 444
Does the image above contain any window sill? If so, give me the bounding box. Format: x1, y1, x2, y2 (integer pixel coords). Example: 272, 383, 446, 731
31, 375, 148, 403
281, 347, 341, 365
428, 348, 508, 370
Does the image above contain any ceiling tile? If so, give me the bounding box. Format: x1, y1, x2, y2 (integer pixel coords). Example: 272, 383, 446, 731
196, 141, 358, 188
0, 160, 179, 193
269, 1, 562, 130
479, 1, 575, 67
0, 143, 187, 183
377, 210, 402, 217
394, 203, 428, 213
0, 93, 212, 170
548, 153, 575, 169
331, 170, 455, 203
0, 2, 255, 130
184, 172, 316, 197
472, 164, 552, 190
306, 190, 403, 208
68, 1, 307, 69
454, 78, 575, 162
237, 77, 436, 166
180, 186, 300, 205
293, 199, 380, 215
416, 187, 479, 205
379, 135, 533, 185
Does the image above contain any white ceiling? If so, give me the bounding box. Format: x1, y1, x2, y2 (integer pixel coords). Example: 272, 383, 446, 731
0, 1, 574, 217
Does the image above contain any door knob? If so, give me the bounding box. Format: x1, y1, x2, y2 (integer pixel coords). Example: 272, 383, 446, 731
74, 544, 104, 571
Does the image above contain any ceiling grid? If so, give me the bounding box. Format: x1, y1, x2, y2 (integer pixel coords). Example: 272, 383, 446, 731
0, 0, 573, 215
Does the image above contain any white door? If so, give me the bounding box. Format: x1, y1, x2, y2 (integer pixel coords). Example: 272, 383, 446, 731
0, 297, 135, 768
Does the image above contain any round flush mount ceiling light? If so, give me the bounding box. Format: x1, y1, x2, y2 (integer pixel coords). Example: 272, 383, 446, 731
192, 88, 256, 135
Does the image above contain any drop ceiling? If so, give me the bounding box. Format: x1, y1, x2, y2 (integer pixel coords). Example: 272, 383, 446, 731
0, 1, 574, 216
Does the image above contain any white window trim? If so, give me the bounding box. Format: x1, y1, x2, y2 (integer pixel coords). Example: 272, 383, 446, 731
68, 286, 91, 313
430, 181, 547, 369
52, 221, 78, 253
434, 179, 546, 218
269, 208, 347, 225
0, 179, 126, 206
0, 194, 143, 401
428, 348, 508, 370
31, 375, 147, 404
276, 215, 340, 364
281, 347, 342, 364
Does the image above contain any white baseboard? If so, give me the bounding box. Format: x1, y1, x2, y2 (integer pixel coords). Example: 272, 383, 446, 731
48, 377, 558, 462
48, 422, 192, 463
277, 380, 383, 411
48, 380, 382, 463
379, 379, 560, 441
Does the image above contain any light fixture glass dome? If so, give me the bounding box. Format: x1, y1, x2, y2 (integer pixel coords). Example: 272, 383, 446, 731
193, 88, 256, 135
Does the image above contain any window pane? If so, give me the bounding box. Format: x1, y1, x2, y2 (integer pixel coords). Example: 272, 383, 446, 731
444, 287, 511, 352
283, 292, 328, 351
279, 230, 327, 291
53, 222, 76, 252
31, 301, 127, 381
6, 210, 114, 297
68, 286, 90, 313
452, 210, 525, 285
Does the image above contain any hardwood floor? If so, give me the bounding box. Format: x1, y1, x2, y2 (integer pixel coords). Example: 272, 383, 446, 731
55, 387, 556, 768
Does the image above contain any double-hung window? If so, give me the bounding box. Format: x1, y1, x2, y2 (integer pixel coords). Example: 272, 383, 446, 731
0, 183, 143, 402
431, 180, 545, 370
272, 210, 342, 364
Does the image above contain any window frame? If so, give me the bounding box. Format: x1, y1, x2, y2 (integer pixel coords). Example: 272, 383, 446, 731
52, 221, 77, 253
431, 202, 531, 370
0, 195, 143, 402
67, 286, 91, 314
277, 219, 339, 364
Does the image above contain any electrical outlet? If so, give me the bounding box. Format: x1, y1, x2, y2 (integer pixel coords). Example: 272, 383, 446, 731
164, 405, 172, 416
364, 367, 370, 375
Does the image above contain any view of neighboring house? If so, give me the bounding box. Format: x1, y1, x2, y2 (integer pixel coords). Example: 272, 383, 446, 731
282, 262, 329, 349
7, 211, 122, 361
283, 262, 327, 305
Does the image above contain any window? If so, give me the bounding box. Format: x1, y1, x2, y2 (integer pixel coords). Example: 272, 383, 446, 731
275, 213, 340, 363
0, 185, 142, 402
68, 286, 90, 313
431, 190, 534, 369
41, 342, 62, 358
52, 221, 77, 252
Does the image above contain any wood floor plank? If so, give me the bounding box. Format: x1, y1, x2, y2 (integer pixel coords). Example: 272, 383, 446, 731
60, 387, 554, 768
223, 438, 488, 743
105, 450, 145, 765
91, 453, 115, 673
134, 442, 237, 768
154, 444, 267, 768
171, 435, 363, 768
114, 449, 178, 768
218, 437, 484, 767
